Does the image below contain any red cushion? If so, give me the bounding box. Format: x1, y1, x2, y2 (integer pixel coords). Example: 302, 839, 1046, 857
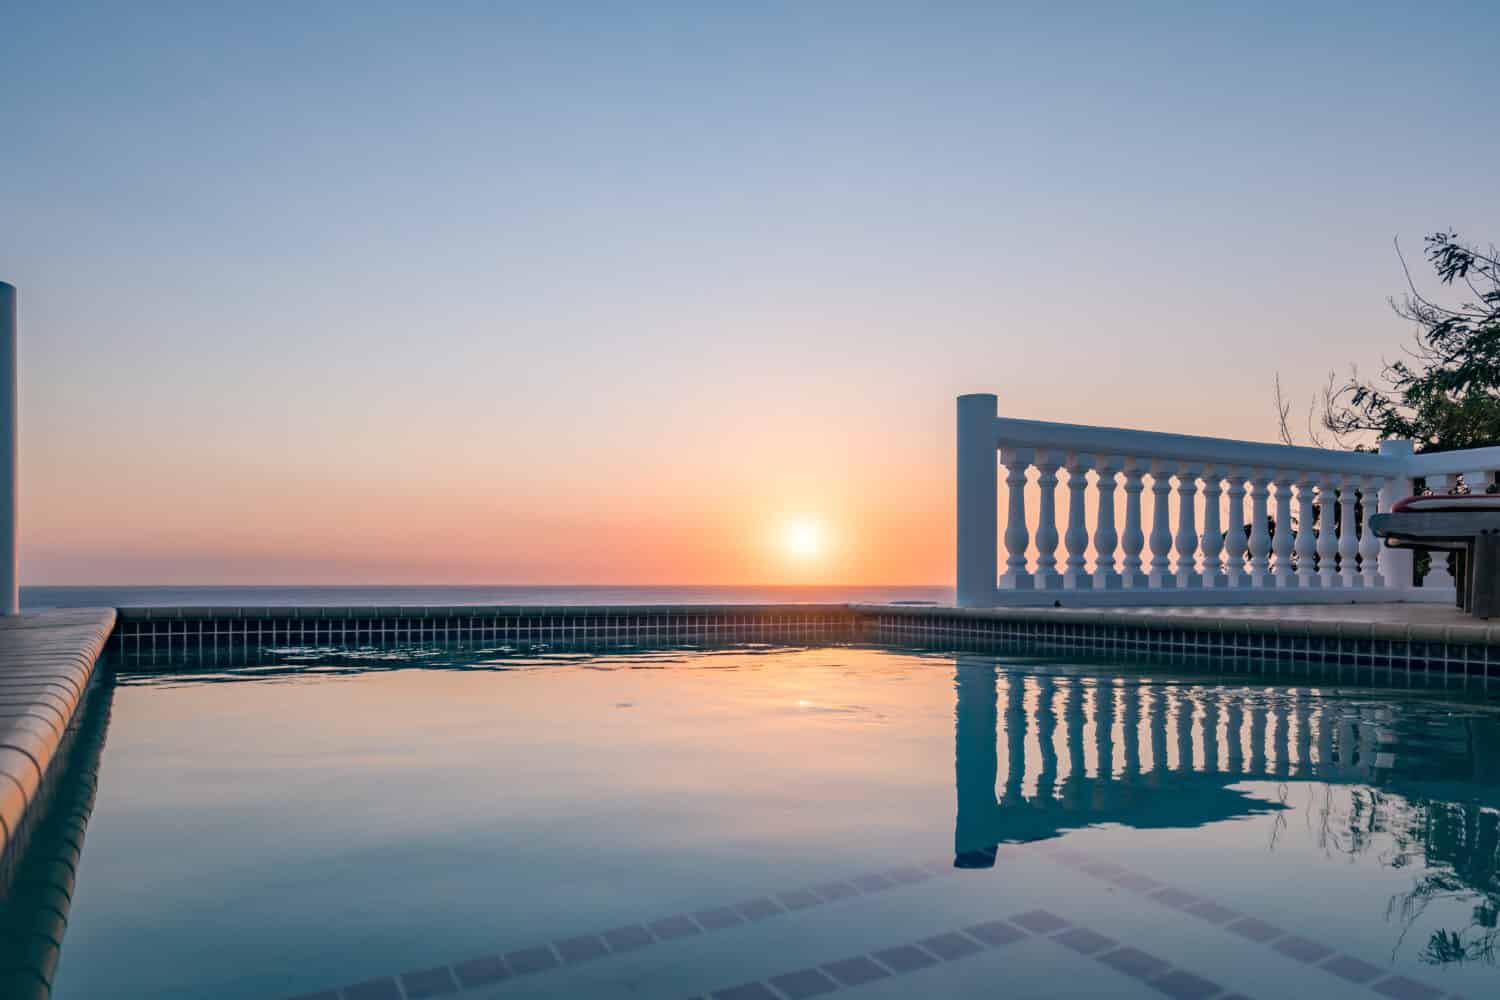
1391, 493, 1500, 512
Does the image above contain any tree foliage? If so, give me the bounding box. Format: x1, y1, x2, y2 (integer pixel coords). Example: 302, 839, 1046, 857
1324, 233, 1500, 453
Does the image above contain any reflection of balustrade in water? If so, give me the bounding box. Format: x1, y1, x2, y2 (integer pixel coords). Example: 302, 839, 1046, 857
948, 658, 1482, 866
956, 393, 1500, 607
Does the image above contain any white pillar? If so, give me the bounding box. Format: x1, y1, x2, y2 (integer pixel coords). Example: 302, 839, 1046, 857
1272, 474, 1296, 588
1092, 455, 1122, 590
1338, 478, 1360, 587
1147, 461, 1175, 588
1317, 478, 1341, 588
1464, 468, 1491, 496
1174, 465, 1201, 588
1377, 440, 1414, 589
1294, 477, 1318, 587
1120, 459, 1148, 588
1359, 475, 1384, 588
956, 394, 999, 606
0, 283, 14, 616
1062, 455, 1092, 590
1200, 468, 1226, 588
1248, 473, 1273, 588
1034, 453, 1063, 589
1223, 470, 1248, 587
999, 447, 1035, 590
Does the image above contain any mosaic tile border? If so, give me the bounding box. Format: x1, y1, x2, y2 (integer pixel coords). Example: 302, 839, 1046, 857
867, 610, 1500, 686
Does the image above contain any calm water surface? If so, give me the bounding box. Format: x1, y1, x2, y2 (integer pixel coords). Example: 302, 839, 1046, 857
17, 644, 1500, 998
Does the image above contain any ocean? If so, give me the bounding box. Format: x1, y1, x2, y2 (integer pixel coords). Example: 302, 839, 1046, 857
21, 584, 951, 611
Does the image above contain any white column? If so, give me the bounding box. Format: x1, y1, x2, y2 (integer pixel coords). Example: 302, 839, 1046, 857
1272, 473, 1296, 588
1062, 455, 1092, 590
1174, 465, 1202, 588
1294, 477, 1318, 588
1223, 470, 1248, 587
1147, 461, 1175, 588
1034, 453, 1062, 589
1359, 476, 1384, 588
1120, 459, 1148, 588
1377, 440, 1414, 589
1092, 455, 1122, 590
1201, 468, 1226, 588
1248, 473, 1274, 588
1427, 473, 1455, 589
0, 282, 13, 616
955, 394, 999, 607
998, 447, 1034, 590
1318, 478, 1341, 588
1338, 477, 1360, 587
1464, 468, 1491, 496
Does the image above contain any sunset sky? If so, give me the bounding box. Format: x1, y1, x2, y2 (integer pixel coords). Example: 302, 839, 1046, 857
4, 3, 1498, 585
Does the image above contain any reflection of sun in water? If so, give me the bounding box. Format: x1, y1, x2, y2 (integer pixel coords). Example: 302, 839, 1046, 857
784, 518, 823, 559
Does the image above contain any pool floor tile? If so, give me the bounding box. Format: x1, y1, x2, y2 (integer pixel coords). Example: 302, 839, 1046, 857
873, 943, 939, 973
602, 924, 654, 951
555, 934, 608, 963
695, 906, 746, 930
733, 897, 783, 921
712, 983, 778, 1000
821, 955, 891, 986
650, 915, 703, 940
919, 931, 984, 960
400, 966, 457, 998
813, 881, 859, 902
1225, 916, 1282, 942
965, 919, 1027, 947
1183, 901, 1239, 925
1098, 946, 1170, 980
343, 979, 402, 1000
1012, 909, 1071, 933
1054, 927, 1116, 955
768, 968, 840, 999
1272, 934, 1333, 964
1149, 887, 1200, 909
1110, 872, 1164, 892
1148, 969, 1223, 1000
1321, 954, 1383, 984
452, 955, 508, 988
776, 888, 823, 910
505, 945, 559, 975
1372, 975, 1444, 999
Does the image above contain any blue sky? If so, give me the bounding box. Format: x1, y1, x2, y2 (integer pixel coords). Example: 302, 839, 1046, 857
2, 2, 1497, 583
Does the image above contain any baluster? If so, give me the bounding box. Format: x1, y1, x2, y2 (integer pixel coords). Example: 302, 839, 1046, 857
1062, 454, 1092, 590
1120, 458, 1148, 588
1324, 478, 1348, 587
1223, 469, 1248, 587
1248, 472, 1273, 587
1147, 461, 1175, 588
1092, 455, 1123, 590
1294, 476, 1318, 587
1174, 465, 1202, 588
1272, 472, 1295, 587
1427, 473, 1455, 589
1033, 453, 1063, 589
1200, 468, 1226, 587
1358, 476, 1384, 588
998, 447, 1034, 590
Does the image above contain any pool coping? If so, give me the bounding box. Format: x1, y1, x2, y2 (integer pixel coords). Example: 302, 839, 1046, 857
0, 607, 115, 888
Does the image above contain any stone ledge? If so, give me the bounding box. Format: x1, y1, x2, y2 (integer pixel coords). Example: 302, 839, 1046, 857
0, 608, 114, 875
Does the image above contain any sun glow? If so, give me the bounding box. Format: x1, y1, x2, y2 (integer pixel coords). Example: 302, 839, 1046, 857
783, 518, 823, 559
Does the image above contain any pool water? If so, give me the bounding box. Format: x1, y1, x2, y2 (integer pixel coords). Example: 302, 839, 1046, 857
15, 643, 1500, 998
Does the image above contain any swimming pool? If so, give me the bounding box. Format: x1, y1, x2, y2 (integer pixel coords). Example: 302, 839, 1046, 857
8, 641, 1499, 998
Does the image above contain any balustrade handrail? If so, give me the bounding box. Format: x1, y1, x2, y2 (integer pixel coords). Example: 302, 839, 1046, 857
991, 417, 1394, 475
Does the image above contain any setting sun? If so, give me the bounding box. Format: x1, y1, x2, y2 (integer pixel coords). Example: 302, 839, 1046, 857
783, 518, 823, 559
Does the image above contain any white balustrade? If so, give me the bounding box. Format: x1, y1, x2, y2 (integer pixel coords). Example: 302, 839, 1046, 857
955, 394, 1500, 607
